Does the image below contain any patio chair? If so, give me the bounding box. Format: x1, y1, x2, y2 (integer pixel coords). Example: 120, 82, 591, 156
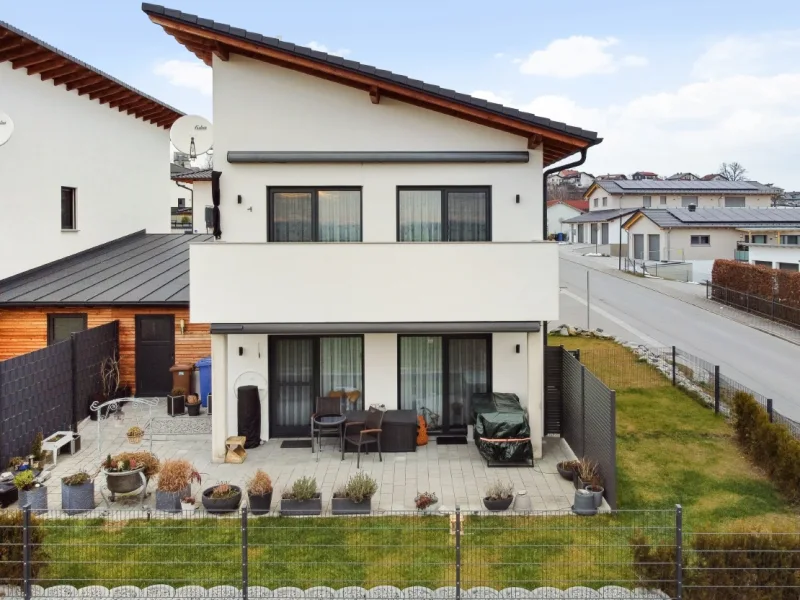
311, 396, 344, 454
342, 406, 384, 468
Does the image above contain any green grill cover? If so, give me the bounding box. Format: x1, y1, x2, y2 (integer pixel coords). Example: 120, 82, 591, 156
475, 411, 532, 463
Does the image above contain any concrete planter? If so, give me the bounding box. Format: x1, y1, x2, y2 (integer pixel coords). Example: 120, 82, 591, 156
482, 497, 513, 511
202, 485, 242, 514
19, 485, 47, 512
331, 496, 371, 515
248, 492, 273, 516
280, 494, 322, 516
572, 489, 597, 516
62, 481, 95, 514
156, 486, 191, 513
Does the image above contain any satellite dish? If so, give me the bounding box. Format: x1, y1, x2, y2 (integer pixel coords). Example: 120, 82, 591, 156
0, 110, 14, 147
170, 115, 213, 159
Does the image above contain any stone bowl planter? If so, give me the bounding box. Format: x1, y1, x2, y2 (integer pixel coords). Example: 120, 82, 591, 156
202, 485, 242, 514
104, 467, 146, 495
62, 481, 95, 514
556, 462, 576, 480
248, 491, 272, 516
331, 496, 371, 515
156, 486, 191, 513
482, 496, 514, 511
19, 485, 47, 512
280, 493, 322, 516
585, 485, 604, 508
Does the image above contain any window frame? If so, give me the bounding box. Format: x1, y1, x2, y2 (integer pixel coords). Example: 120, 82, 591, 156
660, 196, 667, 205
61, 186, 77, 231
751, 234, 767, 244
690, 235, 711, 246
681, 196, 699, 208
724, 196, 746, 208
643, 195, 652, 208
602, 197, 607, 207
267, 186, 363, 242
395, 186, 492, 242
47, 313, 87, 345
780, 235, 799, 245
594, 198, 598, 207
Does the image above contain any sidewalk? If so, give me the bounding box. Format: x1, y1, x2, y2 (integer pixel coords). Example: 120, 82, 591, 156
561, 246, 800, 346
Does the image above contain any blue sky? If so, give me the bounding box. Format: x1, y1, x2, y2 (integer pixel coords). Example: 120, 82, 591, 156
4, 0, 800, 188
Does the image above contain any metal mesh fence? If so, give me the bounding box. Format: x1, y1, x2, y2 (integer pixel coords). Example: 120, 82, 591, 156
708, 281, 800, 329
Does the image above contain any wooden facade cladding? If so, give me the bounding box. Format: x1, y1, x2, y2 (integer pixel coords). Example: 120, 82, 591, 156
0, 306, 210, 392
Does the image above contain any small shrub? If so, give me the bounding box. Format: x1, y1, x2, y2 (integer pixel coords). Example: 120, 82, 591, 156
7, 456, 25, 469
414, 491, 438, 510
335, 472, 377, 503
13, 470, 36, 491
186, 394, 200, 405
157, 459, 201, 492
103, 451, 160, 478
209, 482, 239, 499
283, 476, 318, 500
31, 431, 44, 462
170, 388, 186, 396
181, 496, 195, 505
484, 480, 514, 501
0, 511, 47, 585
246, 469, 273, 496
62, 472, 91, 486
630, 533, 676, 598
576, 458, 598, 482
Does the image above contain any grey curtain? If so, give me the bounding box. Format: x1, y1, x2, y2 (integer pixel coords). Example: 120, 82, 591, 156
318, 191, 361, 241
448, 338, 488, 428
447, 191, 487, 241
320, 337, 363, 412
274, 338, 314, 427
398, 190, 442, 241
273, 192, 313, 241
400, 336, 443, 430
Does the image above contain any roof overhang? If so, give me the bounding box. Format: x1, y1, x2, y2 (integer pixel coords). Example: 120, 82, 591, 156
210, 322, 541, 335
142, 5, 599, 165
0, 21, 183, 129
622, 211, 646, 230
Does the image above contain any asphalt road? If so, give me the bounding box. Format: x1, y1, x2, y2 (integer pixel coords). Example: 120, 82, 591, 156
557, 251, 800, 422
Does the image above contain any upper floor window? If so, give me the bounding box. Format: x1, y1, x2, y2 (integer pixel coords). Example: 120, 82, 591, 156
178, 198, 186, 208
660, 196, 667, 205
593, 198, 599, 208
724, 196, 746, 207
681, 196, 698, 208
781, 235, 799, 245
268, 188, 362, 242
397, 187, 490, 241
47, 313, 87, 345
61, 187, 77, 230
691, 235, 710, 246
602, 197, 607, 207
751, 234, 767, 244
643, 196, 652, 208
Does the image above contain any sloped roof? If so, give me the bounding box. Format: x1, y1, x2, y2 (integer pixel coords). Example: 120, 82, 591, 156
141, 3, 601, 165
562, 207, 639, 224
547, 199, 589, 212
172, 167, 212, 182
591, 179, 779, 196
0, 232, 214, 305
0, 19, 183, 129
624, 208, 800, 230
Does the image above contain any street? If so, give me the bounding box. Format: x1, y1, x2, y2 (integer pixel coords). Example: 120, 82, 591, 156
557, 249, 800, 422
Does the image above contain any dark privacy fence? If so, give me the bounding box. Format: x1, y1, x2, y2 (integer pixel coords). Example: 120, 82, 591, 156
0, 321, 118, 466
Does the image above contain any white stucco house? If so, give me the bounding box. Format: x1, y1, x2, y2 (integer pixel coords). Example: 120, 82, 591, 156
0, 19, 183, 279
144, 3, 602, 462
171, 167, 213, 234
743, 229, 800, 271
546, 200, 588, 239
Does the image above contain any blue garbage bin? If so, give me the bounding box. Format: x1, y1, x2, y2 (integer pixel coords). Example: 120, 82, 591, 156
196, 357, 212, 407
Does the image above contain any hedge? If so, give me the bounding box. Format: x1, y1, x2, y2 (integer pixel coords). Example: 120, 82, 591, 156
712, 259, 800, 308
0, 510, 47, 586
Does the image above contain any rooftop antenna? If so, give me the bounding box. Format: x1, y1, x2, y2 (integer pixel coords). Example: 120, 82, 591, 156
169, 115, 213, 160
0, 109, 14, 147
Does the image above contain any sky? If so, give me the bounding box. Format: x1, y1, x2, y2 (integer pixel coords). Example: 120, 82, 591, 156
4, 0, 800, 189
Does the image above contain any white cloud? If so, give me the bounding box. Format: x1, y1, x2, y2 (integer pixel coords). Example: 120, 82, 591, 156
307, 41, 350, 57
153, 59, 212, 95
472, 90, 510, 105
493, 52, 506, 59
692, 31, 800, 79
519, 36, 646, 78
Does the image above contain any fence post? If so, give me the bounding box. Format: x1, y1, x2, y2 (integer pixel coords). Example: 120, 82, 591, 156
455, 505, 461, 600
580, 365, 586, 455
241, 506, 248, 599
714, 366, 720, 414
70, 332, 78, 432
23, 504, 31, 600
671, 347, 676, 386
767, 399, 773, 423
675, 504, 683, 600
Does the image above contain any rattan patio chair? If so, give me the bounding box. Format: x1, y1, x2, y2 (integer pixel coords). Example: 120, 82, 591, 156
342, 406, 384, 468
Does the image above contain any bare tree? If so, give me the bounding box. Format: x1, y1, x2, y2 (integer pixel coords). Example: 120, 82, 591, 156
718, 161, 747, 181
193, 149, 213, 170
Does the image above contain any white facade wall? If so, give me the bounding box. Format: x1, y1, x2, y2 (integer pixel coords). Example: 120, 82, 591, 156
587, 187, 773, 212
626, 217, 745, 261
749, 244, 800, 269
547, 203, 582, 238
0, 62, 170, 279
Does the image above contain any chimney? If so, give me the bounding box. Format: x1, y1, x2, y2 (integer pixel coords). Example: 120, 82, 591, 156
688, 204, 697, 212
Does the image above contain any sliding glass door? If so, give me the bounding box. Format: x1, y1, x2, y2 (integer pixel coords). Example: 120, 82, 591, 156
269, 336, 363, 437
399, 335, 490, 434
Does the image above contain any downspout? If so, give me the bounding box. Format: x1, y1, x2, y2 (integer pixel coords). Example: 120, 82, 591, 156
542, 148, 588, 239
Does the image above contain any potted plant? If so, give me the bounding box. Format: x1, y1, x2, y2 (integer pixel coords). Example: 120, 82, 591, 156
556, 460, 579, 480
30, 432, 44, 469
181, 496, 196, 514
246, 469, 273, 515
126, 426, 144, 445
14, 471, 47, 512
414, 491, 439, 514
156, 459, 201, 513
586, 476, 605, 508
332, 472, 377, 515
61, 471, 94, 514
280, 476, 322, 516
483, 480, 514, 511
102, 451, 160, 497
168, 388, 186, 416
574, 458, 597, 490
572, 488, 597, 516
8, 457, 26, 471
186, 394, 201, 417
202, 482, 242, 514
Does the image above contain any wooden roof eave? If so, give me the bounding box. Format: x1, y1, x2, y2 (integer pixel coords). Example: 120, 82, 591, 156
150, 15, 592, 164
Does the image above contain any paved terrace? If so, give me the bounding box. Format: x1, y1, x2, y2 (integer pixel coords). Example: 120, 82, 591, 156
25, 400, 577, 515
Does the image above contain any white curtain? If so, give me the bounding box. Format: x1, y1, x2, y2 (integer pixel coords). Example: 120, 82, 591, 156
273, 192, 313, 241
400, 336, 443, 430
320, 337, 363, 412
447, 191, 487, 241
318, 191, 361, 242
399, 190, 442, 241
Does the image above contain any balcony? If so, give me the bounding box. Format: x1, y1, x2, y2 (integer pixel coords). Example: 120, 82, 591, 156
190, 242, 559, 325
171, 207, 193, 231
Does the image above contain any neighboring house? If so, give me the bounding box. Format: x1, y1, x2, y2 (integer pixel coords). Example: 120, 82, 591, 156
562, 208, 638, 256
666, 172, 699, 181
621, 207, 800, 263
0, 19, 183, 280
143, 3, 601, 462
700, 173, 726, 181
597, 173, 628, 181
171, 168, 213, 233
741, 229, 800, 271
0, 231, 214, 395
632, 171, 659, 180
584, 179, 780, 213
558, 169, 594, 188
547, 200, 589, 239
170, 162, 193, 232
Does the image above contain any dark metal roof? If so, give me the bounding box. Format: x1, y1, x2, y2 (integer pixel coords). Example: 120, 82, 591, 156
562, 208, 639, 224
0, 19, 184, 129
171, 167, 212, 181
0, 232, 214, 306
628, 208, 800, 229
141, 3, 599, 145
594, 179, 780, 195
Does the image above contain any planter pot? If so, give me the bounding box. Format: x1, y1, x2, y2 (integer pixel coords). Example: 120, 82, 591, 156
62, 481, 95, 514
207, 394, 212, 415
181, 502, 196, 514
248, 491, 273, 516
63, 434, 81, 455
332, 496, 371, 515
202, 485, 242, 514
186, 403, 201, 417
585, 486, 604, 508
104, 467, 146, 495
19, 485, 47, 512
417, 502, 439, 515
573, 472, 591, 491
572, 489, 597, 516
483, 497, 514, 512
556, 462, 576, 480
168, 395, 185, 416
280, 493, 322, 516
156, 486, 191, 513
